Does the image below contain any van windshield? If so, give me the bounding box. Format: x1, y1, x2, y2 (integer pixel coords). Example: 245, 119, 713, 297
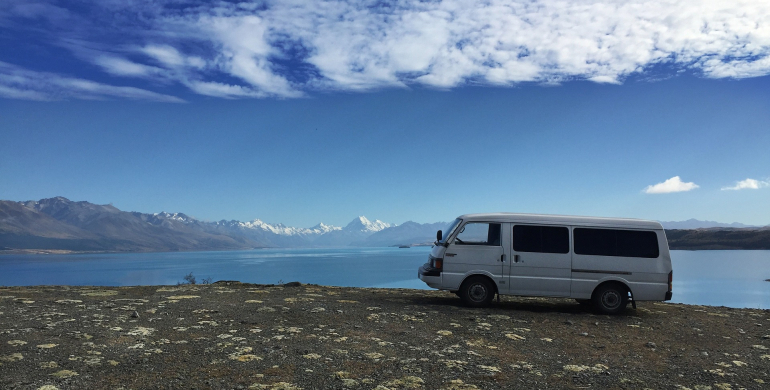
437, 218, 462, 245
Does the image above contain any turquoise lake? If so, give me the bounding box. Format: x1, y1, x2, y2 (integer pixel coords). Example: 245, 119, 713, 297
1, 247, 768, 309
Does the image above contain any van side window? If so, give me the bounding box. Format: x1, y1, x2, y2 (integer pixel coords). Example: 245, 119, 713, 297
454, 223, 501, 246
574, 228, 659, 258
513, 225, 569, 254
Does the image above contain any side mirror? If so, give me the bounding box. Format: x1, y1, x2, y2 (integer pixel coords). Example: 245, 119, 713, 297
436, 230, 443, 241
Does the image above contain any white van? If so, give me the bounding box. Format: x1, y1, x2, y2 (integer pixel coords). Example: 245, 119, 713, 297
418, 213, 672, 314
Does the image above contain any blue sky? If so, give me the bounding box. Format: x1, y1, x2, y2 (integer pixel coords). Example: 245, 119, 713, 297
1, 1, 769, 227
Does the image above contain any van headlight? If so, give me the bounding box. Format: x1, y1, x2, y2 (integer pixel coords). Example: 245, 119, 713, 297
429, 255, 443, 270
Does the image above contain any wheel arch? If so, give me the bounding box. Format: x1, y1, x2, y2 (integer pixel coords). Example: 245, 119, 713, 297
591, 279, 631, 300
459, 273, 499, 296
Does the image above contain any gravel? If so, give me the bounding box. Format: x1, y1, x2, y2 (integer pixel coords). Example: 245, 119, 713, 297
1, 282, 769, 389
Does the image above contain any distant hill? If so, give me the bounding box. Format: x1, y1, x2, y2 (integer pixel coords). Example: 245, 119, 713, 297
0, 197, 251, 252
0, 197, 400, 253
665, 228, 770, 250
660, 219, 760, 229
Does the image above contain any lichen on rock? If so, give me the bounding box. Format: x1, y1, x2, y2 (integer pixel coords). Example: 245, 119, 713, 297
1, 353, 24, 362
50, 370, 78, 378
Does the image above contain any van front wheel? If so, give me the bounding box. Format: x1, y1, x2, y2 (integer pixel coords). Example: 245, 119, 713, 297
459, 276, 495, 308
592, 284, 628, 314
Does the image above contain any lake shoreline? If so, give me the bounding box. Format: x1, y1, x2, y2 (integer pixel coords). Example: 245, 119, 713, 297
1, 282, 769, 389
4, 246, 770, 256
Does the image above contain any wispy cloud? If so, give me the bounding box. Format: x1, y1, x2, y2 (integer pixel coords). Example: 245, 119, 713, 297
94, 56, 164, 78
0, 61, 184, 103
721, 178, 770, 191
644, 176, 700, 194
2, 0, 770, 100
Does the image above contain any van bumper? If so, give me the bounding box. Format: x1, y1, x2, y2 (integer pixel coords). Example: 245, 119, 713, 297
418, 264, 442, 289
665, 291, 672, 301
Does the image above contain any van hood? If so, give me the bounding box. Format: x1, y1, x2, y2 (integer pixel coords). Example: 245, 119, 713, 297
430, 245, 446, 258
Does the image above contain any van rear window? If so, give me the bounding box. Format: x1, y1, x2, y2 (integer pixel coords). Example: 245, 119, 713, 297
573, 228, 659, 258
513, 225, 569, 254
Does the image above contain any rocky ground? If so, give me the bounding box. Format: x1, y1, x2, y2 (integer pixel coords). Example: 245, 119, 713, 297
1, 282, 769, 390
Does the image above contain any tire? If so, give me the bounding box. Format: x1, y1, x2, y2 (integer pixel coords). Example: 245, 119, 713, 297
575, 299, 591, 306
592, 284, 629, 315
459, 276, 496, 308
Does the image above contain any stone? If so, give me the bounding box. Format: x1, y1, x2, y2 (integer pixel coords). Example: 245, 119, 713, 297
442, 379, 479, 390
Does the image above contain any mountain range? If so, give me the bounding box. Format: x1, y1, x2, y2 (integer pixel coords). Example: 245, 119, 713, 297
0, 197, 443, 252
2, 197, 768, 253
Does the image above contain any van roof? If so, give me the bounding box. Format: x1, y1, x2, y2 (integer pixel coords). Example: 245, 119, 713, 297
457, 213, 663, 230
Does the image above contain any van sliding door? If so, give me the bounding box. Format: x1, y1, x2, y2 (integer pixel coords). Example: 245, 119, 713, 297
508, 224, 572, 297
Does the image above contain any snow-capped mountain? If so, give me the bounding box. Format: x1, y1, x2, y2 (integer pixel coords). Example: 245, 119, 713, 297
218, 216, 385, 238
354, 221, 446, 247
305, 216, 393, 247
206, 215, 392, 247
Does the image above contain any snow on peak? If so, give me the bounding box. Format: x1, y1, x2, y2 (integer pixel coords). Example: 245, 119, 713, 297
218, 216, 391, 236
309, 223, 342, 234
239, 219, 341, 236
154, 212, 195, 223
346, 216, 392, 232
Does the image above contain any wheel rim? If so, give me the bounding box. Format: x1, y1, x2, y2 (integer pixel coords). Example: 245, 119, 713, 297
601, 290, 621, 309
468, 283, 488, 302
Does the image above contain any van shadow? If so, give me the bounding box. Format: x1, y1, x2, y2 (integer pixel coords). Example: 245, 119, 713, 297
405, 294, 639, 317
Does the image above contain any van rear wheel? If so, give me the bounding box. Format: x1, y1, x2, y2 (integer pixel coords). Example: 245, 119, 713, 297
592, 284, 628, 314
459, 276, 495, 308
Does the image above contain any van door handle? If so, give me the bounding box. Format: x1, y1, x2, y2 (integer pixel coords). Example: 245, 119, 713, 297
445, 253, 456, 257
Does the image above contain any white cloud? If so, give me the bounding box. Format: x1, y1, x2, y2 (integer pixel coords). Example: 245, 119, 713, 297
4, 0, 770, 99
644, 176, 700, 194
198, 15, 302, 97
142, 45, 186, 68
721, 178, 770, 191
